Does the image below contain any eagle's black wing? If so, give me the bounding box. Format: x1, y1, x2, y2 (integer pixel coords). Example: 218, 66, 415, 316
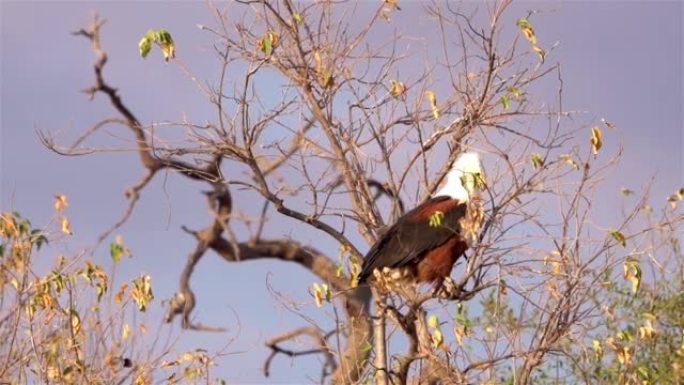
357, 196, 466, 283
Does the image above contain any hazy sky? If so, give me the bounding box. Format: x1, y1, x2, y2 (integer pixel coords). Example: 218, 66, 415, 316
1, 1, 682, 383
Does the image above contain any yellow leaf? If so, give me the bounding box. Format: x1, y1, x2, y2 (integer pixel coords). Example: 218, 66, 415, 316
431, 328, 443, 348
133, 372, 151, 385
114, 282, 128, 304
516, 17, 537, 44
546, 280, 561, 299
160, 43, 175, 62
314, 51, 323, 72
47, 366, 59, 380
339, 243, 351, 254
529, 152, 543, 169
425, 90, 439, 119
312, 283, 323, 308
592, 339, 603, 358
70, 309, 81, 334
590, 126, 603, 155
54, 194, 68, 211
131, 275, 154, 311
454, 325, 466, 346
179, 352, 195, 362
266, 30, 280, 47
558, 154, 579, 170
623, 259, 641, 294
667, 187, 684, 208
638, 319, 656, 339
122, 323, 130, 340
61, 216, 72, 235
532, 44, 546, 63
389, 80, 407, 97
427, 314, 439, 329
609, 228, 627, 247
617, 346, 632, 365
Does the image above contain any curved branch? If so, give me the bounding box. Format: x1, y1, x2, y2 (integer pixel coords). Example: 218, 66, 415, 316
208, 237, 372, 384
263, 326, 337, 382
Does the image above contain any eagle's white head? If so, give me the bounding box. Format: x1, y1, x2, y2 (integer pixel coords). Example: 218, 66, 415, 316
434, 151, 485, 202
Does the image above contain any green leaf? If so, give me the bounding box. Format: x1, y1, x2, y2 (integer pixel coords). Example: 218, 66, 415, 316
621, 187, 634, 196
608, 228, 626, 247
36, 235, 48, 250
156, 29, 176, 61
156, 29, 174, 45
110, 242, 124, 263
138, 30, 156, 58
428, 211, 444, 227
516, 17, 531, 29
138, 36, 152, 58
293, 12, 303, 24
500, 95, 510, 110
507, 86, 522, 99
139, 29, 175, 61
18, 219, 30, 236
360, 340, 373, 353
260, 34, 272, 55
454, 306, 472, 328
530, 153, 544, 169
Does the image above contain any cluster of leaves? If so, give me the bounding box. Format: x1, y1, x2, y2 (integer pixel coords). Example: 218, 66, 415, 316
0, 203, 222, 384
578, 276, 684, 384
138, 28, 176, 61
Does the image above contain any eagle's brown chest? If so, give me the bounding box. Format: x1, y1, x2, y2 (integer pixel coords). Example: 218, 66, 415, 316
415, 236, 468, 283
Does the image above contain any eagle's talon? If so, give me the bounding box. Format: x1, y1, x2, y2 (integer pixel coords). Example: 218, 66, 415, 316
433, 276, 456, 298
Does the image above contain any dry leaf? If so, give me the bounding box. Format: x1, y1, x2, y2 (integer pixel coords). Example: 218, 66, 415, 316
590, 126, 602, 155
54, 194, 68, 211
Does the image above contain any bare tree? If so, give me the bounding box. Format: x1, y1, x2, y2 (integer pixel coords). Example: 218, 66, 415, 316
40, 1, 683, 384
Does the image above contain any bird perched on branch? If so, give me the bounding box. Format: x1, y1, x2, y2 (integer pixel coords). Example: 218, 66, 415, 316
357, 152, 485, 293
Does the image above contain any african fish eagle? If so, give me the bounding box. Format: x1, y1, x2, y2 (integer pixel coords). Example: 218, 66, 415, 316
357, 152, 485, 291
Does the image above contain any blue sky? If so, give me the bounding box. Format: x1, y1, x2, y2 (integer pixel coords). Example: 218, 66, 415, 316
1, 1, 682, 383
